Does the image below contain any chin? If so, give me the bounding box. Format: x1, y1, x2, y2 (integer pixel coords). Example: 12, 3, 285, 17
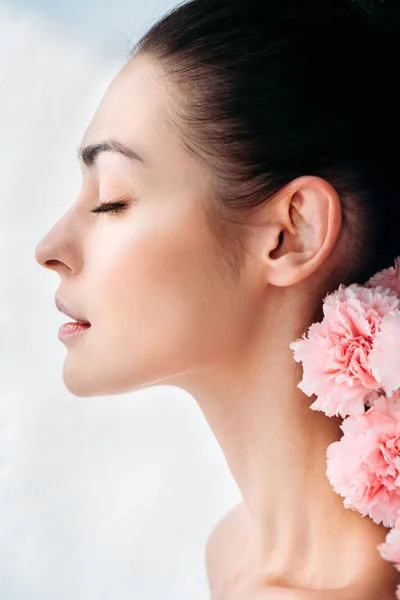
61, 361, 158, 397
62, 363, 112, 397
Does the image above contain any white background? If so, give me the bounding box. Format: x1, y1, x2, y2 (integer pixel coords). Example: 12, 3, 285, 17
0, 2, 241, 598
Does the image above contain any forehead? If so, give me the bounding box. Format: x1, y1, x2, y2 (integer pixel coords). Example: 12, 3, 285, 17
80, 55, 180, 165
79, 55, 212, 199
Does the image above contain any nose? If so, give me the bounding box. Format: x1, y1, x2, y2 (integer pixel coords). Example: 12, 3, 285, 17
34, 215, 74, 273
34, 228, 84, 276
35, 241, 55, 268
35, 234, 49, 267
34, 200, 85, 274
35, 236, 62, 271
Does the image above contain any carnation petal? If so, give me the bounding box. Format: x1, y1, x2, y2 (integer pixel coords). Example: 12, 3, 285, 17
378, 519, 400, 566
326, 397, 400, 527
289, 283, 398, 418
369, 311, 400, 397
366, 256, 400, 296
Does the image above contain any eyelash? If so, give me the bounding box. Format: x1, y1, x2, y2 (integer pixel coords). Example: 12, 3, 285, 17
90, 200, 129, 215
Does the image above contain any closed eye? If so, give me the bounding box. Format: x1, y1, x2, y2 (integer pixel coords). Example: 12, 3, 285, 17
90, 201, 128, 215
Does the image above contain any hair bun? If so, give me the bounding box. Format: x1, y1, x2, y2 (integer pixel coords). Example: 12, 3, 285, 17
348, 0, 400, 32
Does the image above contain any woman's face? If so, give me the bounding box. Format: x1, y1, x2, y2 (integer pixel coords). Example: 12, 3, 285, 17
35, 55, 257, 397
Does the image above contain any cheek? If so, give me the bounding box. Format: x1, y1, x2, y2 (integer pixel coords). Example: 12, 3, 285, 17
85, 208, 229, 369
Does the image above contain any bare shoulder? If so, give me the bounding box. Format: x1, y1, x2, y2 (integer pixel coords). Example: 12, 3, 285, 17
205, 502, 252, 598
205, 505, 398, 600
207, 502, 247, 545
206, 502, 248, 564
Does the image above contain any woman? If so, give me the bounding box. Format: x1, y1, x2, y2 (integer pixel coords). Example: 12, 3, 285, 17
34, 0, 400, 597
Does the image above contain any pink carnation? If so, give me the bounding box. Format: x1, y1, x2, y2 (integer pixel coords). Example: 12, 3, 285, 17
377, 512, 400, 599
290, 284, 400, 418
369, 311, 400, 398
378, 512, 400, 569
326, 395, 400, 527
366, 256, 400, 297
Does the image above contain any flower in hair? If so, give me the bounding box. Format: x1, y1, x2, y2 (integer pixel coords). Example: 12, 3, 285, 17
378, 512, 400, 599
365, 256, 400, 296
290, 283, 400, 418
326, 394, 400, 528
289, 256, 400, 595
369, 311, 400, 398
378, 512, 400, 570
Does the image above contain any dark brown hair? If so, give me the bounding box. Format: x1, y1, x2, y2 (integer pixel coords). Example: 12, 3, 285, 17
130, 0, 400, 287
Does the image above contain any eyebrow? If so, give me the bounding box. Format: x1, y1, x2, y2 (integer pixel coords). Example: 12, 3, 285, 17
76, 139, 144, 170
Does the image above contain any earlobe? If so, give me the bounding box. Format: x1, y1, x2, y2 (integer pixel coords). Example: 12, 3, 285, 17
266, 177, 342, 287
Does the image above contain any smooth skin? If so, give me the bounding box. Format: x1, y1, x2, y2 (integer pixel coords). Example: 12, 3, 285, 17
35, 54, 399, 599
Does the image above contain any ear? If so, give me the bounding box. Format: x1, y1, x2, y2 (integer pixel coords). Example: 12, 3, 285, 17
247, 176, 343, 287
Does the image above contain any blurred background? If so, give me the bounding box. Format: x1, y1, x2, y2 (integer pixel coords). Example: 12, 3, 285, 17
0, 1, 241, 598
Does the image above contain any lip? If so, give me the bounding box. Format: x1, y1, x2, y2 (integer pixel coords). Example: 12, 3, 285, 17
58, 321, 91, 341
55, 297, 91, 324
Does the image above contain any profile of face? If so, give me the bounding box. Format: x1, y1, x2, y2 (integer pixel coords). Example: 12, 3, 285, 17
34, 55, 261, 398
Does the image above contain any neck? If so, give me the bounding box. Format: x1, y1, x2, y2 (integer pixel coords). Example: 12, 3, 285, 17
180, 301, 391, 592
